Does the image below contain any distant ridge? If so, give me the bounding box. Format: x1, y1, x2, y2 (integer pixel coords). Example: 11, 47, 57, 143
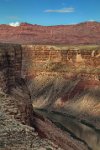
0, 21, 100, 44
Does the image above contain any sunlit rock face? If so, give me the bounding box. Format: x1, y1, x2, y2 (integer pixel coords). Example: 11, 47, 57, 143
21, 45, 100, 78
18, 45, 100, 128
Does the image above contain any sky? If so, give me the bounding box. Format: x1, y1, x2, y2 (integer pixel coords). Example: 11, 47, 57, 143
0, 0, 100, 26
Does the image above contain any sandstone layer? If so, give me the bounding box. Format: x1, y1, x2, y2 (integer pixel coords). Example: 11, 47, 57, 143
0, 22, 100, 44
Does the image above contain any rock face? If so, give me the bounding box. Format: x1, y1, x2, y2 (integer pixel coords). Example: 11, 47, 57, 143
0, 90, 62, 150
0, 21, 100, 44
0, 44, 22, 92
0, 44, 35, 126
0, 43, 64, 150
0, 43, 100, 93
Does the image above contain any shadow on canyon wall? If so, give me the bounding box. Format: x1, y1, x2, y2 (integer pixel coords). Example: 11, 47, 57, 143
0, 43, 100, 150
11, 76, 100, 150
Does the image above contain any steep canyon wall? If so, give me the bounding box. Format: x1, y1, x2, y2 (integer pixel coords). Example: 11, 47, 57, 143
0, 44, 100, 92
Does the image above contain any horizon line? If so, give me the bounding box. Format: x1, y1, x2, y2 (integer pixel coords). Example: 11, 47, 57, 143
0, 20, 100, 27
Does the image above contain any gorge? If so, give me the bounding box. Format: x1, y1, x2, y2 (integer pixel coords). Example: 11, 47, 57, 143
0, 43, 100, 150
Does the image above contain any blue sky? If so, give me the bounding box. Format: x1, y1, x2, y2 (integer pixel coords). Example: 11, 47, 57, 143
0, 0, 100, 26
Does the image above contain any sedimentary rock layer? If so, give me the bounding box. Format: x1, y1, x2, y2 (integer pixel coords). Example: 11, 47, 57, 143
0, 22, 100, 44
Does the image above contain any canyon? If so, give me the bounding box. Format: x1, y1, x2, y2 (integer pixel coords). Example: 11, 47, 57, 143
0, 44, 100, 92
0, 43, 100, 150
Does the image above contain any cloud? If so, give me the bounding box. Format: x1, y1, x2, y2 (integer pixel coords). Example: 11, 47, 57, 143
8, 16, 19, 20
44, 7, 75, 13
9, 22, 20, 27
88, 19, 95, 22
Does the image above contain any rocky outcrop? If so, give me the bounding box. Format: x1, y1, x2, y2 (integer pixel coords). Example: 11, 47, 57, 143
0, 44, 34, 126
0, 21, 100, 44
0, 90, 62, 150
0, 43, 65, 149
0, 44, 22, 92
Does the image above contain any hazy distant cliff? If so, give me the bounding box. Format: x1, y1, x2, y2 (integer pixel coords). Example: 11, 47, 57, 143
0, 21, 100, 44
